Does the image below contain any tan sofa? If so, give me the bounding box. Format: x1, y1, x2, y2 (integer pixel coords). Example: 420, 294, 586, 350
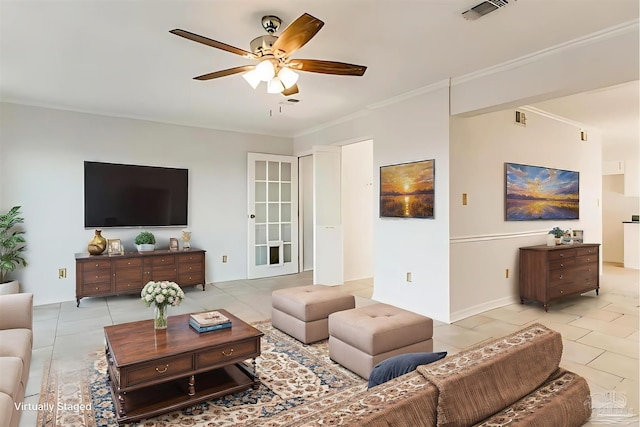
0, 293, 33, 427
264, 323, 592, 426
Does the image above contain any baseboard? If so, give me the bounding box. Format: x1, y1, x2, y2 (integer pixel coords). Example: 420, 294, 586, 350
449, 295, 520, 323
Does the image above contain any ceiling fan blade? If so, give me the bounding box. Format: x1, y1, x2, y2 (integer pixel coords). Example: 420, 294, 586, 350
286, 59, 367, 76
272, 13, 324, 57
193, 65, 255, 81
170, 29, 257, 60
281, 84, 299, 96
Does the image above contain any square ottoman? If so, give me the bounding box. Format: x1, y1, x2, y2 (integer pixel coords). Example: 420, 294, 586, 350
272, 285, 356, 344
328, 303, 433, 379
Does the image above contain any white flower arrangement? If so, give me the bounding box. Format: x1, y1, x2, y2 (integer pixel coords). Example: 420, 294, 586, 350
140, 281, 185, 308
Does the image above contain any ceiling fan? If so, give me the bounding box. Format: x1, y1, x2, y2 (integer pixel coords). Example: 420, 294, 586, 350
170, 13, 367, 96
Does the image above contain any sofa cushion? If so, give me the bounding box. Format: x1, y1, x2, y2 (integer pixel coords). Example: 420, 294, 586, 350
475, 369, 591, 427
418, 323, 563, 427
0, 357, 23, 399
368, 352, 447, 388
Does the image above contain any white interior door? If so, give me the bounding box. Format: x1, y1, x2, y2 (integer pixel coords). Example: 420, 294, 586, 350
248, 153, 299, 279
313, 146, 343, 285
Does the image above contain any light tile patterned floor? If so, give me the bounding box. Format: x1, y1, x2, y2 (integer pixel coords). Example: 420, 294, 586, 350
19, 263, 638, 426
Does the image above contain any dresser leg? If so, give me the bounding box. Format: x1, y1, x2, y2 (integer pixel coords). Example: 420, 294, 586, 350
544, 303, 549, 312
188, 375, 195, 396
596, 287, 599, 295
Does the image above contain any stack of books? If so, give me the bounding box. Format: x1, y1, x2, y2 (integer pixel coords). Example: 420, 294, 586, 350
189, 310, 232, 333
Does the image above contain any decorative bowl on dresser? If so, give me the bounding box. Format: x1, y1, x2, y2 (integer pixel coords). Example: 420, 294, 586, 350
75, 248, 205, 306
519, 243, 600, 311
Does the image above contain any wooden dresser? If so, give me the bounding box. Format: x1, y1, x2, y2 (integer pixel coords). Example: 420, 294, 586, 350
519, 243, 600, 311
76, 249, 205, 306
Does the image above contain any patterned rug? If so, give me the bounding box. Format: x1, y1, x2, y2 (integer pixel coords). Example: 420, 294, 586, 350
36, 321, 366, 426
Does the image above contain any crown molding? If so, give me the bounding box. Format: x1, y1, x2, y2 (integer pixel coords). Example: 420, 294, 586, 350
451, 19, 639, 86
294, 79, 450, 138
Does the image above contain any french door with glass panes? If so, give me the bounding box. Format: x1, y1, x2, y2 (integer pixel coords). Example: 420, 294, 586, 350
247, 153, 299, 279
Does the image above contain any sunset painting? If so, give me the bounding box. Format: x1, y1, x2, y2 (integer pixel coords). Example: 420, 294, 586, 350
380, 159, 434, 218
505, 163, 579, 221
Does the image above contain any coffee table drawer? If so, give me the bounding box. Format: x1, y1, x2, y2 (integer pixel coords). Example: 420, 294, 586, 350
197, 339, 259, 369
126, 354, 193, 387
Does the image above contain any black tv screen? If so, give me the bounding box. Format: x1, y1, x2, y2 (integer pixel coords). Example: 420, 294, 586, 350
84, 161, 188, 228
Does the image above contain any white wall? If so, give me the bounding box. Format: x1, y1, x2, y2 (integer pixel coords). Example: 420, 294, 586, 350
342, 140, 373, 281
295, 84, 452, 322
0, 103, 292, 305
449, 109, 603, 320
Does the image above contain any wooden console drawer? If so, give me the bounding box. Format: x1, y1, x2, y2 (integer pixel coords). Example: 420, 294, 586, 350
82, 282, 111, 296
550, 259, 575, 270
547, 249, 576, 261
125, 354, 193, 387
178, 271, 204, 286
82, 260, 111, 272
575, 255, 597, 265
152, 266, 177, 282
114, 258, 142, 268
83, 268, 112, 284
549, 282, 591, 299
577, 246, 598, 256
151, 256, 176, 267
197, 339, 259, 369
178, 253, 204, 264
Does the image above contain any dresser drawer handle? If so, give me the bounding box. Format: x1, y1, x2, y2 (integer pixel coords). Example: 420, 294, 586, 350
222, 349, 234, 357
559, 275, 563, 279
560, 263, 564, 267
155, 365, 169, 374
95, 263, 100, 267
559, 254, 564, 257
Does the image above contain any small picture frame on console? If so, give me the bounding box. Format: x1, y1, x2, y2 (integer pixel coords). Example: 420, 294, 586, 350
169, 238, 179, 251
108, 239, 123, 256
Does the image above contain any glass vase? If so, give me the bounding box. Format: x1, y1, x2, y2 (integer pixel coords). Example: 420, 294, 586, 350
154, 305, 168, 330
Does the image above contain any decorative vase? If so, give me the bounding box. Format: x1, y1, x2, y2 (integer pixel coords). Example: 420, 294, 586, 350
546, 234, 556, 247
154, 305, 168, 330
88, 229, 107, 255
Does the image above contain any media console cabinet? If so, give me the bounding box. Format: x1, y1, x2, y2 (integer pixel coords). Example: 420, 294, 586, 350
75, 249, 205, 306
519, 243, 600, 311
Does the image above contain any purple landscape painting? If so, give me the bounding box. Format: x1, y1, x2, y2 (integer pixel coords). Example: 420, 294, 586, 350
505, 162, 579, 221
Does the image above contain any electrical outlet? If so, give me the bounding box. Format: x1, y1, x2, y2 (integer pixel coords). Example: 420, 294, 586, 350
406, 272, 412, 282
462, 193, 468, 205
58, 268, 67, 279
505, 268, 509, 279
222, 255, 227, 263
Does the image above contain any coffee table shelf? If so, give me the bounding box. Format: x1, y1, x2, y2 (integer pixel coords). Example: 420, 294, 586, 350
104, 310, 263, 425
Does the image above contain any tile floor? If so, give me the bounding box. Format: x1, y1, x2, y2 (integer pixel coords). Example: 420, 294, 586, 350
19, 262, 638, 426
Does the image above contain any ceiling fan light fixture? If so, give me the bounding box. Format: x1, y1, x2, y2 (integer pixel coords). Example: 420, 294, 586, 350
255, 60, 276, 82
242, 69, 261, 89
277, 67, 299, 89
267, 77, 285, 94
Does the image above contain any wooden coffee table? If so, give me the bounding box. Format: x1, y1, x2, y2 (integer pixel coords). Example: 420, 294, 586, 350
103, 309, 264, 425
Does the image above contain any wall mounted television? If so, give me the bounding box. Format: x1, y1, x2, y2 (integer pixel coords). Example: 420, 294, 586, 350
84, 161, 188, 228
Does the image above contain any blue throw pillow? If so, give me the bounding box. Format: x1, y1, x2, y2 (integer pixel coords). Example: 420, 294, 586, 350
367, 351, 447, 388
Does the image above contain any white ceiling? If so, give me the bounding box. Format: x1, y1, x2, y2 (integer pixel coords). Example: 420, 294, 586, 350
0, 0, 638, 138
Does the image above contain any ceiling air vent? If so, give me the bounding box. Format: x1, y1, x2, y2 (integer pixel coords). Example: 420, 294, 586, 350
462, 0, 510, 20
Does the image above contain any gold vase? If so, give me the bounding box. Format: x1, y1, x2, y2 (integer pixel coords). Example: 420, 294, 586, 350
88, 229, 107, 255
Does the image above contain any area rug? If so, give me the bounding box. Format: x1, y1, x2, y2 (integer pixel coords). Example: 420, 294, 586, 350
36, 321, 367, 426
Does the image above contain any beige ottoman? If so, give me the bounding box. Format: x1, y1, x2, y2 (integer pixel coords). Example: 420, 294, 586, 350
328, 303, 433, 379
272, 285, 356, 344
